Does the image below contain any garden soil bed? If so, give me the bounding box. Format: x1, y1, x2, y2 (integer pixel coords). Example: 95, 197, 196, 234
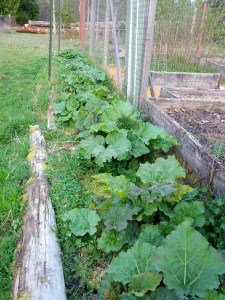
167, 107, 225, 157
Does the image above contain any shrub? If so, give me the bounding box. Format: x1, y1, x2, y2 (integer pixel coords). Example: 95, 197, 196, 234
16, 0, 39, 25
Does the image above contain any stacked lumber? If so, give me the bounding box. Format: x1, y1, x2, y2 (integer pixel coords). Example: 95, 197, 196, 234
15, 26, 49, 34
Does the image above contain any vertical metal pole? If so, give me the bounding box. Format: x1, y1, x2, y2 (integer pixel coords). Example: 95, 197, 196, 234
58, 0, 62, 53
80, 0, 87, 50
48, 0, 54, 80
103, 0, 110, 69
90, 0, 97, 57
109, 0, 122, 91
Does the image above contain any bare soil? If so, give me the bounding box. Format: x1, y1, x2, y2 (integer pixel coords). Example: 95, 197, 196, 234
167, 107, 225, 152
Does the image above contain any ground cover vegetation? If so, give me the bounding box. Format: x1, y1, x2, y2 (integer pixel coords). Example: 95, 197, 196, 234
50, 48, 225, 299
0, 33, 50, 299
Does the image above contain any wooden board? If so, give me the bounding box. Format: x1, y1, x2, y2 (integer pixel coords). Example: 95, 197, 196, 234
140, 99, 225, 196
12, 125, 66, 300
151, 71, 220, 89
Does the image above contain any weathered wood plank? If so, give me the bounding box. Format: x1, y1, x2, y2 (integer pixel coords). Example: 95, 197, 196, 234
151, 71, 220, 89
155, 98, 225, 110
12, 125, 66, 300
140, 99, 225, 196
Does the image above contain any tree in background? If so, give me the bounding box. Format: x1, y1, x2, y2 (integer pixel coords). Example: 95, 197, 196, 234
206, 0, 225, 45
0, 0, 20, 16
16, 0, 39, 25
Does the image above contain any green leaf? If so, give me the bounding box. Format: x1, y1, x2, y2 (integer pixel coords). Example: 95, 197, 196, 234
148, 287, 183, 300
171, 201, 205, 227
205, 290, 225, 300
62, 208, 101, 236
98, 222, 140, 253
97, 230, 126, 253
133, 200, 158, 221
107, 242, 157, 285
93, 173, 131, 199
106, 129, 132, 161
77, 135, 105, 160
53, 101, 66, 114
129, 272, 162, 297
138, 224, 163, 246
137, 156, 185, 184
103, 204, 141, 232
129, 135, 150, 158
154, 220, 225, 297
134, 122, 167, 144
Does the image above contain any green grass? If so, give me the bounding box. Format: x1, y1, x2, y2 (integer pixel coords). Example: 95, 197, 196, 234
151, 55, 217, 73
0, 33, 52, 299
46, 150, 111, 300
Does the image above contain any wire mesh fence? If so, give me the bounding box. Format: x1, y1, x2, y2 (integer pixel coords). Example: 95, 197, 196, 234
80, 0, 225, 107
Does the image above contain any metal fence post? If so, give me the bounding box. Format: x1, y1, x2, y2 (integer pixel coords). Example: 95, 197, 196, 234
48, 0, 54, 80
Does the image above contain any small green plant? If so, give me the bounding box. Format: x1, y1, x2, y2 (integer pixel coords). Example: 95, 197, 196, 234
213, 140, 225, 162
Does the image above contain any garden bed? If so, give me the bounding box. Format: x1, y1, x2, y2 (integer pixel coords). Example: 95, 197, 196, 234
167, 107, 225, 162
140, 98, 225, 195
45, 49, 225, 299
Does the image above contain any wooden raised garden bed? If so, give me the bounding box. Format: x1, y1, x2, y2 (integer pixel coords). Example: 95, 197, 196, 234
140, 96, 225, 196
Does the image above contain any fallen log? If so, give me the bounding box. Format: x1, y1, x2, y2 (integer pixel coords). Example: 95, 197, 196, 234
12, 125, 66, 300
15, 26, 49, 34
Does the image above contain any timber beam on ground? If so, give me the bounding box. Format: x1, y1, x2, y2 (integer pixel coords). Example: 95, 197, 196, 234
12, 125, 66, 300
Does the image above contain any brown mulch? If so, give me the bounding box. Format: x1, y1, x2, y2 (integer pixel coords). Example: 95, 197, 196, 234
167, 107, 225, 151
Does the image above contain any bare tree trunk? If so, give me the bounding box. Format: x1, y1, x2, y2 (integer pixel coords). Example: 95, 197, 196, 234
90, 0, 97, 57
196, 1, 207, 55
191, 6, 198, 38
103, 0, 110, 69
109, 0, 122, 91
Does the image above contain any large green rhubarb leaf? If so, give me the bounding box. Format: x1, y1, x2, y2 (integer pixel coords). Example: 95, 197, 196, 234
137, 156, 185, 184
129, 272, 162, 297
138, 224, 163, 246
134, 122, 167, 144
77, 135, 105, 160
107, 242, 157, 285
93, 173, 131, 199
105, 129, 132, 161
97, 230, 126, 253
148, 287, 183, 300
154, 220, 225, 297
62, 208, 101, 236
171, 201, 205, 227
98, 222, 140, 253
103, 204, 141, 231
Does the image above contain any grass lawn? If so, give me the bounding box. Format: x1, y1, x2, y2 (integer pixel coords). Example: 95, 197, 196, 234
0, 32, 75, 299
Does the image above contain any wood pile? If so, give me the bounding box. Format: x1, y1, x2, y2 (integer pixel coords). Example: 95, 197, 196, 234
15, 26, 49, 34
